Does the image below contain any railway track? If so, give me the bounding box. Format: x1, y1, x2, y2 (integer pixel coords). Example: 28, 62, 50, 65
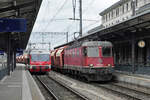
33, 75, 58, 100
93, 82, 150, 100
40, 71, 150, 100
35, 75, 90, 100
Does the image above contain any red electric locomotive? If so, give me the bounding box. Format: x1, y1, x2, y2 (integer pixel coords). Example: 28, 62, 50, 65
28, 50, 51, 73
52, 41, 114, 81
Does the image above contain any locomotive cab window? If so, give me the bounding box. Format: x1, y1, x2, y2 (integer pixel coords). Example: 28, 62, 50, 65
82, 47, 87, 56
31, 54, 50, 62
87, 47, 99, 57
102, 47, 112, 57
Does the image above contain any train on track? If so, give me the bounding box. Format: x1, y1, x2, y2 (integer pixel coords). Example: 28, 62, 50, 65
26, 50, 51, 73
51, 41, 114, 81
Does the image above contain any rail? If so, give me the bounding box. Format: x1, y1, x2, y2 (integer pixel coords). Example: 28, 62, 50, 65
36, 75, 90, 100
36, 76, 60, 100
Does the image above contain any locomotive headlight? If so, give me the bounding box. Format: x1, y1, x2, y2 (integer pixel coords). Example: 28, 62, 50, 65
108, 64, 111, 67
30, 66, 32, 69
89, 64, 94, 67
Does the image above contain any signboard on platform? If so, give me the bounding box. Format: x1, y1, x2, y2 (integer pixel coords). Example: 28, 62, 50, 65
0, 18, 27, 32
0, 51, 4, 55
16, 48, 23, 55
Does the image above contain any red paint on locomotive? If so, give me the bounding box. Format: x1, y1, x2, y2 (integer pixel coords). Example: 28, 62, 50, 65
28, 50, 51, 73
52, 41, 114, 81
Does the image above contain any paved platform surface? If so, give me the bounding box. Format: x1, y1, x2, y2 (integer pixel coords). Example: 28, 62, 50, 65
0, 64, 45, 100
114, 71, 150, 88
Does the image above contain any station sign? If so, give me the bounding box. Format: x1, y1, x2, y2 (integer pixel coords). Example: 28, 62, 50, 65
0, 18, 27, 32
0, 51, 4, 55
16, 48, 23, 55
16, 53, 22, 56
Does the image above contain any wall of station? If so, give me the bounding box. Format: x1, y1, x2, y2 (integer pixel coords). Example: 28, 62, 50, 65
114, 39, 150, 66
113, 37, 150, 74
101, 0, 150, 28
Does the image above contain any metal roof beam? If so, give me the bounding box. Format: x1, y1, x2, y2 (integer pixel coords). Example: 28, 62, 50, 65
0, 1, 35, 13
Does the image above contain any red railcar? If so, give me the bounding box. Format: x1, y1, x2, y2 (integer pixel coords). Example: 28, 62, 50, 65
51, 49, 58, 68
28, 50, 51, 73
55, 46, 67, 69
52, 41, 114, 81
16, 56, 18, 63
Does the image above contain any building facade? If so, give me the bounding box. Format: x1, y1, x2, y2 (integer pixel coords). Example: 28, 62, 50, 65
100, 0, 150, 28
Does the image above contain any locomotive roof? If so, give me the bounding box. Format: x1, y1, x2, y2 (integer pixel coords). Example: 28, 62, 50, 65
30, 50, 50, 54
82, 41, 112, 47
66, 41, 112, 50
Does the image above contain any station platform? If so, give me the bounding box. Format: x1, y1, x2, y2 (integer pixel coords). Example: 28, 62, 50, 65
0, 64, 45, 100
114, 71, 150, 88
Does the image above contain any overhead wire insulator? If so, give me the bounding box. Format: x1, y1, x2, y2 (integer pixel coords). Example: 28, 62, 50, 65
72, 0, 76, 20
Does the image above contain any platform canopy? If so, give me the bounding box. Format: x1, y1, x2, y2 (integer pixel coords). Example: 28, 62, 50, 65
0, 0, 42, 51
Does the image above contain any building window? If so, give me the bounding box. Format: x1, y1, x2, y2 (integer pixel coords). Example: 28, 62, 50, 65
111, 11, 113, 18
126, 3, 128, 11
102, 16, 105, 22
109, 13, 111, 20
116, 8, 119, 16
116, 9, 117, 16
103, 15, 105, 22
122, 5, 124, 14
114, 10, 116, 17
135, 0, 138, 7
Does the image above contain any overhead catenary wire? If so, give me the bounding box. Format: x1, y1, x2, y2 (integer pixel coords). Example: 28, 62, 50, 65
49, 5, 100, 45
72, 0, 76, 19
41, 0, 68, 32
82, 0, 94, 14
38, 0, 51, 31
53, 31, 74, 45
31, 0, 104, 49
40, 0, 99, 33
54, 33, 74, 45
82, 18, 100, 32
53, 22, 76, 44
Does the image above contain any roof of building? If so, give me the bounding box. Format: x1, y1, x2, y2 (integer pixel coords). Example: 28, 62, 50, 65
99, 0, 130, 16
82, 41, 112, 47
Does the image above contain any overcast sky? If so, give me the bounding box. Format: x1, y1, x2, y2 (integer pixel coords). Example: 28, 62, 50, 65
28, 0, 120, 49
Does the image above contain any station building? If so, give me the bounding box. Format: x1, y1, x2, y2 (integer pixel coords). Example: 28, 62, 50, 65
96, 0, 150, 74
78, 0, 150, 74
100, 0, 150, 28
